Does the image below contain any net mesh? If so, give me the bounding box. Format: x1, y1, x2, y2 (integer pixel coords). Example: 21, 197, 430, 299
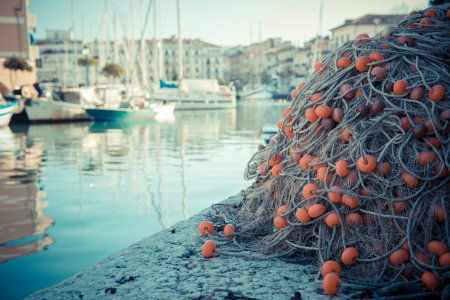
209, 4, 450, 292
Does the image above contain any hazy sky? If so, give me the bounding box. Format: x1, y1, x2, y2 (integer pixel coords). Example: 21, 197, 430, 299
29, 0, 429, 47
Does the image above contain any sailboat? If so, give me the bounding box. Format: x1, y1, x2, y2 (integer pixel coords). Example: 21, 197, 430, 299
0, 101, 18, 127
151, 0, 236, 110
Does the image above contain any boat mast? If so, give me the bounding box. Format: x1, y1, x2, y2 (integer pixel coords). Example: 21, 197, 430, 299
104, 0, 110, 63
140, 0, 148, 90
97, 6, 104, 83
131, 0, 136, 85
177, 0, 183, 80
64, 39, 68, 88
158, 0, 164, 80
153, 0, 159, 84
312, 0, 323, 72
70, 0, 78, 87
113, 0, 119, 64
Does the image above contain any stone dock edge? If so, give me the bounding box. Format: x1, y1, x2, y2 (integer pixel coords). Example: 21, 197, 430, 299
26, 193, 338, 300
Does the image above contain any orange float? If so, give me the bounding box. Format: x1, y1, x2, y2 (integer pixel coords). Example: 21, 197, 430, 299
326, 213, 342, 228
428, 241, 448, 257
435, 205, 446, 223
393, 80, 409, 95
417, 151, 436, 166
402, 173, 419, 188
356, 56, 371, 72
259, 162, 269, 175
323, 273, 340, 295
369, 52, 384, 67
343, 127, 358, 142
311, 157, 327, 170
308, 204, 326, 218
357, 155, 377, 172
342, 195, 359, 208
345, 213, 363, 226
429, 85, 445, 101
439, 253, 450, 266
337, 57, 352, 69
202, 240, 216, 257
305, 108, 319, 122
311, 93, 324, 102
298, 82, 306, 90
296, 208, 311, 223
335, 160, 349, 177
269, 154, 282, 166
390, 249, 409, 265
224, 224, 235, 239
291, 89, 297, 99
317, 167, 334, 183
199, 221, 214, 236
315, 105, 332, 118
342, 247, 359, 265
285, 126, 295, 138
303, 183, 319, 200
422, 272, 441, 291
272, 165, 284, 177
274, 216, 288, 228
277, 205, 288, 217
314, 62, 327, 74
329, 186, 342, 203
300, 155, 314, 169
322, 260, 341, 277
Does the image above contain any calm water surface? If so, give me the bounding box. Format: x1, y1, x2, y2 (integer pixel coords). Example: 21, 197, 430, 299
0, 102, 286, 300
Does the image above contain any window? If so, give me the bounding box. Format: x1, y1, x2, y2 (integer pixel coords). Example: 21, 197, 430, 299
195, 50, 198, 55
206, 58, 210, 65
149, 50, 152, 56
172, 67, 176, 73
347, 34, 349, 41
186, 57, 189, 63
196, 67, 199, 72
186, 67, 189, 73
195, 58, 198, 64
341, 36, 344, 43
165, 50, 168, 56
185, 50, 189, 56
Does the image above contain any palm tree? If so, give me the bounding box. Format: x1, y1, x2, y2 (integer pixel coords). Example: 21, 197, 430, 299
4, 56, 32, 89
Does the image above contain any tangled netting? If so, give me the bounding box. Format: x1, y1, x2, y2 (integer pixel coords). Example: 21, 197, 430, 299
208, 5, 450, 295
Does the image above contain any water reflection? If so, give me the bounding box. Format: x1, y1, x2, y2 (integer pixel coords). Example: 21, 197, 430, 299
0, 127, 54, 264
0, 102, 286, 300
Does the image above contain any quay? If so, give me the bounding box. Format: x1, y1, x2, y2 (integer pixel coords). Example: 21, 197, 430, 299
25, 194, 333, 300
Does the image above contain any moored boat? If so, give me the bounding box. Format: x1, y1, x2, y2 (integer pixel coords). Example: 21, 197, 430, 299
0, 101, 19, 127
84, 107, 157, 122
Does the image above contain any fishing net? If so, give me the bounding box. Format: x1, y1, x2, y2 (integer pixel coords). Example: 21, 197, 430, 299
207, 4, 450, 295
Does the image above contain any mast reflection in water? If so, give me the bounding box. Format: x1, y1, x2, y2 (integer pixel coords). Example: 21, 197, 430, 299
0, 102, 286, 300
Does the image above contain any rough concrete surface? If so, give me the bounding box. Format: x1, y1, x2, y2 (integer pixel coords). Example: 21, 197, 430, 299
26, 194, 342, 300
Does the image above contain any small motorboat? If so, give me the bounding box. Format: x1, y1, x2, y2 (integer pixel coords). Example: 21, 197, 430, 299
261, 113, 282, 144
0, 101, 19, 127
84, 107, 157, 122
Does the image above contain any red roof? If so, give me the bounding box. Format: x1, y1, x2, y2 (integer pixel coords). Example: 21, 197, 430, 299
331, 14, 407, 31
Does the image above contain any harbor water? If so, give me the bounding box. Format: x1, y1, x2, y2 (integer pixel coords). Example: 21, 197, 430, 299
0, 102, 286, 300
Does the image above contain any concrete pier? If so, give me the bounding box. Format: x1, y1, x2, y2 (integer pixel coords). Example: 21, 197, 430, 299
26, 194, 335, 300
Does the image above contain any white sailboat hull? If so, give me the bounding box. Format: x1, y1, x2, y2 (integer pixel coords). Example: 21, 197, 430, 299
25, 98, 92, 122
239, 86, 274, 100
0, 102, 18, 127
153, 92, 236, 110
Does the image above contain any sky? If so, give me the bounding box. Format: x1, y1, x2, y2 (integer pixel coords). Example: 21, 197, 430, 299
29, 0, 429, 47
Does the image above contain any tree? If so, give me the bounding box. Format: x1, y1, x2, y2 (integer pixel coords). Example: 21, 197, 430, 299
4, 56, 32, 88
101, 63, 125, 80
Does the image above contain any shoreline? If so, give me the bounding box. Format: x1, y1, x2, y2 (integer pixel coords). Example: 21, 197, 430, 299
25, 193, 336, 300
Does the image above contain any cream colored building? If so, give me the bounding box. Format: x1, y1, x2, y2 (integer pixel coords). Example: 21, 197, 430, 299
330, 14, 406, 49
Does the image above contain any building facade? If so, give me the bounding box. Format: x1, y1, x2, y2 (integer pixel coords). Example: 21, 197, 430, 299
145, 36, 224, 82
0, 0, 38, 91
331, 14, 406, 49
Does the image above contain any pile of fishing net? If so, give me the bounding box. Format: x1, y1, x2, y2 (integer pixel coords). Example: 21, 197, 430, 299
203, 4, 450, 297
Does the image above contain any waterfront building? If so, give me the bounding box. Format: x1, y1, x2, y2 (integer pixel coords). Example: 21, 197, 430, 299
145, 36, 225, 82
330, 14, 406, 49
0, 0, 38, 90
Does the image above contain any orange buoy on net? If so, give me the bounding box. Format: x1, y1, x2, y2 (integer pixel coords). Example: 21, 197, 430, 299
322, 260, 341, 277
277, 205, 288, 217
274, 216, 288, 228
325, 213, 341, 228
323, 273, 340, 295
202, 240, 216, 258
224, 224, 235, 240
342, 247, 359, 265
199, 221, 214, 236
296, 208, 311, 223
